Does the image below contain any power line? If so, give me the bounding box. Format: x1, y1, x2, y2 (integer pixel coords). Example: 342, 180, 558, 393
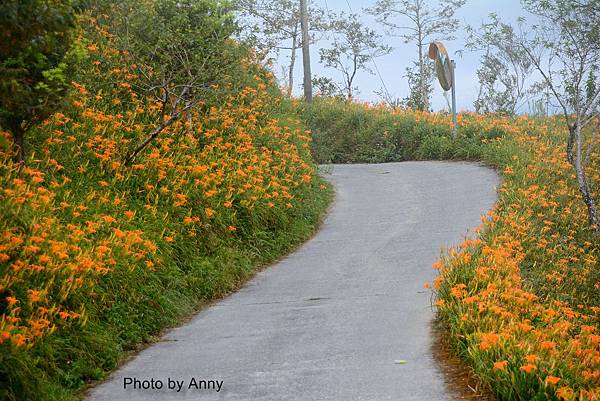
344, 0, 353, 13
324, 0, 331, 15
372, 59, 392, 103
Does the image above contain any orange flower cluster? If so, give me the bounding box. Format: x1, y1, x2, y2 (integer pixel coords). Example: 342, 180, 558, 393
434, 115, 599, 399
0, 20, 319, 348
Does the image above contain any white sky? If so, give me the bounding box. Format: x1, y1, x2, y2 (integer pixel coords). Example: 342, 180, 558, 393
269, 0, 533, 111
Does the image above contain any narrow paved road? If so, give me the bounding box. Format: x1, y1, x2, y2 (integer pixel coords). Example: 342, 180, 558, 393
88, 161, 499, 401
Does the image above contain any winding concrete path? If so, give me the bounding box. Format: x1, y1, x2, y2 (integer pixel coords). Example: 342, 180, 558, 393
87, 161, 499, 401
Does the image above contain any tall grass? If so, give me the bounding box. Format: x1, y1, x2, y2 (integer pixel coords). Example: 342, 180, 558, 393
301, 97, 504, 164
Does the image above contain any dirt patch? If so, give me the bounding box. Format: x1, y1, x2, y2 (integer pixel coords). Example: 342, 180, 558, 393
431, 322, 497, 401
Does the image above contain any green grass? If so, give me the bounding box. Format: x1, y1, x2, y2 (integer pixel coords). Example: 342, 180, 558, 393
0, 166, 332, 401
299, 97, 503, 164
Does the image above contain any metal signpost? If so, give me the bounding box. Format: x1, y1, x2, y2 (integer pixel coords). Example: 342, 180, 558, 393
428, 42, 456, 138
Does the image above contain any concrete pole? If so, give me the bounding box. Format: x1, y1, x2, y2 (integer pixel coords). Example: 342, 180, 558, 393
300, 0, 312, 103
451, 60, 457, 138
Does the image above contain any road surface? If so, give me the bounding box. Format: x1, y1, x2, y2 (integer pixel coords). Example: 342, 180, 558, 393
87, 161, 499, 401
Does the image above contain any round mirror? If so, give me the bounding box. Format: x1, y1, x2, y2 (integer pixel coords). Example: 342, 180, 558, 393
428, 41, 452, 91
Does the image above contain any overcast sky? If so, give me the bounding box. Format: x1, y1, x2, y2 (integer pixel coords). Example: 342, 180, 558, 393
271, 0, 533, 111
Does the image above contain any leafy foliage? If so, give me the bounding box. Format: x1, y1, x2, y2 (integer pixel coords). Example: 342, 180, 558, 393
476, 0, 600, 231
402, 58, 435, 111
233, 0, 329, 95
89, 0, 240, 164
367, 0, 465, 110
0, 0, 80, 162
466, 14, 534, 115
302, 98, 497, 163
318, 13, 391, 99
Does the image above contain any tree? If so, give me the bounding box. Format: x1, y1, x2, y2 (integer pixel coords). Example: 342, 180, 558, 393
233, 0, 328, 96
466, 15, 534, 115
497, 0, 599, 231
93, 0, 239, 165
0, 0, 79, 164
312, 76, 344, 98
367, 0, 465, 110
402, 59, 434, 110
319, 13, 391, 99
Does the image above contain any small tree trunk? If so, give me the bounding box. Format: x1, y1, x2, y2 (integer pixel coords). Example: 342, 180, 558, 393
288, 38, 297, 97
124, 112, 180, 166
347, 56, 357, 100
576, 169, 599, 233
574, 122, 599, 233
567, 124, 576, 165
185, 99, 193, 134
11, 123, 25, 166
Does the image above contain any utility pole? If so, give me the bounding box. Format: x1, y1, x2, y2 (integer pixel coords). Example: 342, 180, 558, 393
300, 0, 312, 103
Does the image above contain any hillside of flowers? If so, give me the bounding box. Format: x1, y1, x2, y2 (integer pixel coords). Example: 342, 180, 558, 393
2, 1, 597, 398
0, 11, 331, 401
305, 98, 599, 400
435, 116, 599, 400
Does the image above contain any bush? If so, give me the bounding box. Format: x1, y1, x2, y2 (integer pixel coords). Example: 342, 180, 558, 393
0, 0, 80, 162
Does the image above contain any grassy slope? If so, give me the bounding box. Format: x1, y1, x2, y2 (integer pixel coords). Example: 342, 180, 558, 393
303, 97, 599, 400
0, 24, 333, 401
